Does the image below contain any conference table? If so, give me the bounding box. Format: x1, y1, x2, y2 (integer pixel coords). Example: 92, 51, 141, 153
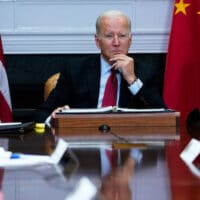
0, 112, 200, 200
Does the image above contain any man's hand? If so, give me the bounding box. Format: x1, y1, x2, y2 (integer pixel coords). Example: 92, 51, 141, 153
51, 105, 70, 118
109, 54, 137, 85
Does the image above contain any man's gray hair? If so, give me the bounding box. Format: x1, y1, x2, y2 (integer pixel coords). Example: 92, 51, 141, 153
95, 10, 132, 35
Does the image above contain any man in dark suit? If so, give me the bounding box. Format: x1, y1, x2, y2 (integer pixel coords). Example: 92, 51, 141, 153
35, 10, 166, 123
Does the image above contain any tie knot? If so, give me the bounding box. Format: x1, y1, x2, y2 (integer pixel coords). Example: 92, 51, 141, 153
110, 69, 117, 83
111, 69, 116, 74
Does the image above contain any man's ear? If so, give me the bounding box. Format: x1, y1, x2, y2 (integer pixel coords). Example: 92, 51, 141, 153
95, 34, 101, 50
129, 33, 133, 47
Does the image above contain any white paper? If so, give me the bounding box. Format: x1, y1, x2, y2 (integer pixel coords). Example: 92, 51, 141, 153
65, 177, 97, 200
0, 122, 22, 127
180, 138, 200, 178
59, 106, 167, 114
116, 107, 166, 113
0, 138, 68, 169
0, 122, 22, 130
180, 139, 200, 164
0, 155, 52, 168
60, 106, 113, 114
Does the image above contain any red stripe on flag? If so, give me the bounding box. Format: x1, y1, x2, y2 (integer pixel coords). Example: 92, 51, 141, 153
0, 92, 13, 122
0, 35, 13, 122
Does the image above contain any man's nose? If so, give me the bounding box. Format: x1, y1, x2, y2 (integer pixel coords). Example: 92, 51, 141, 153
113, 35, 120, 45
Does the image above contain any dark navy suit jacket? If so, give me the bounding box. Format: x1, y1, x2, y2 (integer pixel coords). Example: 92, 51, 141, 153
35, 54, 166, 122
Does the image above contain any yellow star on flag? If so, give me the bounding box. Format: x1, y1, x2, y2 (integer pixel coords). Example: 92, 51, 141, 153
174, 0, 190, 15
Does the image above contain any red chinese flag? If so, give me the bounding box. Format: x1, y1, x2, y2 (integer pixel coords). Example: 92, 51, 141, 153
163, 0, 200, 126
0, 35, 13, 122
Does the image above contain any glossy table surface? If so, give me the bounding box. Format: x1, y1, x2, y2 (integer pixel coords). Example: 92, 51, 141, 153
0, 125, 200, 200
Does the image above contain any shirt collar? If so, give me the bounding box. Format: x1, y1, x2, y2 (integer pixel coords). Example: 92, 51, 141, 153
100, 56, 111, 75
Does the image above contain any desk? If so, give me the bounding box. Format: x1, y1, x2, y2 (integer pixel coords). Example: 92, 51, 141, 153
0, 126, 200, 200
52, 112, 180, 143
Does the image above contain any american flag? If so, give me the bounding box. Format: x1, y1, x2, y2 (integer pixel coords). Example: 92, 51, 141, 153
0, 35, 13, 122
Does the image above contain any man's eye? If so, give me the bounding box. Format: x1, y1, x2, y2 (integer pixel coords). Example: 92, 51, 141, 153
119, 34, 127, 38
103, 33, 128, 40
105, 34, 113, 39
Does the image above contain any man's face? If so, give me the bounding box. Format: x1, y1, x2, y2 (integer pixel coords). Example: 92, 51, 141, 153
95, 15, 132, 63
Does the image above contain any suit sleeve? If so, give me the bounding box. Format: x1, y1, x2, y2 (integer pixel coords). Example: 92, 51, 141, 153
134, 60, 166, 108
